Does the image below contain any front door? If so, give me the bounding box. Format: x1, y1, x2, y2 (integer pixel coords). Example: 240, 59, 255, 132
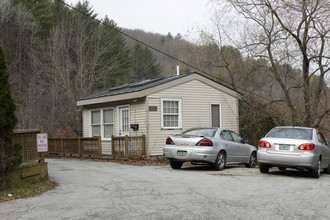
118, 106, 130, 136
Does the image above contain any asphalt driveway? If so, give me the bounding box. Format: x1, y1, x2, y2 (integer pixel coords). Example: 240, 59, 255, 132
0, 158, 330, 219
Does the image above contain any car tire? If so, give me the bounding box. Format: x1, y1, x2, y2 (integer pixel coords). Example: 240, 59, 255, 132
324, 162, 330, 174
213, 151, 226, 171
278, 167, 286, 171
245, 152, 257, 168
170, 160, 183, 169
310, 159, 321, 178
259, 163, 269, 173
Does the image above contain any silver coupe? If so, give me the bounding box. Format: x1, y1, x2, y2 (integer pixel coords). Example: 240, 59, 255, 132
163, 128, 257, 170
257, 126, 330, 178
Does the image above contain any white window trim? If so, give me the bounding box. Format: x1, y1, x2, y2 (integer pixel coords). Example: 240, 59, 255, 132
90, 107, 114, 140
161, 98, 182, 129
210, 103, 222, 128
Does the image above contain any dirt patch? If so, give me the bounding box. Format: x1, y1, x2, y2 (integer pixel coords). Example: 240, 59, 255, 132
0, 180, 58, 203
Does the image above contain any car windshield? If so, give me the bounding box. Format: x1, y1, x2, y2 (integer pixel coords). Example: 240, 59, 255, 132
182, 128, 217, 137
266, 128, 313, 140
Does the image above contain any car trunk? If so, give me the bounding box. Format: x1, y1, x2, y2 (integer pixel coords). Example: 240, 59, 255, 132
171, 135, 204, 147
265, 138, 311, 155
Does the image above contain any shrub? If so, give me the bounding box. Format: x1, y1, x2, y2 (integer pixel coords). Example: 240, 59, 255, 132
0, 41, 22, 190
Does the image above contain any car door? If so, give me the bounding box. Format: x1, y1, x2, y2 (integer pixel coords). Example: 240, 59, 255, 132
219, 130, 238, 162
317, 132, 330, 167
229, 131, 250, 162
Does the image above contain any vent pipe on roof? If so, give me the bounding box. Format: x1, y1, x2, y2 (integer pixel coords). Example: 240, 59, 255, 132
177, 66, 180, 75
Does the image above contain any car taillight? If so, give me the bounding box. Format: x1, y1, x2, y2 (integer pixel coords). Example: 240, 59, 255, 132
259, 140, 271, 148
166, 137, 174, 145
298, 143, 315, 151
196, 138, 213, 147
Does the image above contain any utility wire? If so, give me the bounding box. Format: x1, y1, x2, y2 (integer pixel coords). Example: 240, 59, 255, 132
55, 0, 287, 106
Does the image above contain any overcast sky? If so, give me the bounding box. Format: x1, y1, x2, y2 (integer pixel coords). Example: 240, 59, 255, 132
67, 0, 212, 39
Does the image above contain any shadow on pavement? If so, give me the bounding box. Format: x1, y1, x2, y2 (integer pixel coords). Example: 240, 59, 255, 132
263, 169, 329, 179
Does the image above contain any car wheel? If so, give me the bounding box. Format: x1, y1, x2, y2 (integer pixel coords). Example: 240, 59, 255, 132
259, 163, 269, 173
324, 161, 330, 174
213, 151, 226, 171
245, 152, 257, 168
278, 167, 286, 171
170, 160, 183, 169
310, 159, 321, 178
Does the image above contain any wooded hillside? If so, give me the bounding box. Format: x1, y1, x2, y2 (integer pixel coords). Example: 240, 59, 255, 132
0, 0, 329, 144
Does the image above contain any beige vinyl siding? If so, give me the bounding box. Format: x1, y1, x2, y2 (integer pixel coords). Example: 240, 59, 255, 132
148, 79, 238, 155
128, 101, 147, 137
81, 99, 147, 155
82, 109, 90, 137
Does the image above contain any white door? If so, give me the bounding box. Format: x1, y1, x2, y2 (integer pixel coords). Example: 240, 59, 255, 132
118, 106, 130, 136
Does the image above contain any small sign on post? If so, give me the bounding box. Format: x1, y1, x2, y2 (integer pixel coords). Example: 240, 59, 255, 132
37, 133, 48, 152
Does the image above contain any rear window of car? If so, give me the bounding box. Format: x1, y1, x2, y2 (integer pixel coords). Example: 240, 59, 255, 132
266, 128, 313, 140
182, 128, 217, 137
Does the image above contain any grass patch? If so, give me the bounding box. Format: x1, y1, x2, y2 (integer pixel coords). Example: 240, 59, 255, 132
0, 180, 58, 203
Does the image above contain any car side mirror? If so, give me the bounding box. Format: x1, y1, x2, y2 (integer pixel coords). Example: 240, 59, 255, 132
242, 139, 249, 144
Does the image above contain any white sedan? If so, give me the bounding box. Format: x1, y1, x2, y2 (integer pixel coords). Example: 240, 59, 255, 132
163, 128, 257, 170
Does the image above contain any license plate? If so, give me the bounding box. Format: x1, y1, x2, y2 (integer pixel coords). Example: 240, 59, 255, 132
279, 145, 290, 150
177, 151, 187, 157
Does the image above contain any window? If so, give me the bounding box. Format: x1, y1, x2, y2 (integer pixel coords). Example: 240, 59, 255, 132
266, 128, 312, 140
183, 128, 217, 137
211, 104, 221, 127
230, 131, 243, 143
91, 110, 101, 137
103, 109, 114, 138
220, 130, 233, 141
317, 132, 326, 145
90, 108, 114, 139
161, 98, 182, 129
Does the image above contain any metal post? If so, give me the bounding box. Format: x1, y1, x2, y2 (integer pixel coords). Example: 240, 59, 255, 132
39, 126, 45, 164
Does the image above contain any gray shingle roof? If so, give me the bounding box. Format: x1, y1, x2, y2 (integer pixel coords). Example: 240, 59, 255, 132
78, 72, 237, 101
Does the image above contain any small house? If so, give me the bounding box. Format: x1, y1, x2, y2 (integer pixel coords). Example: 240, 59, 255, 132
76, 72, 241, 159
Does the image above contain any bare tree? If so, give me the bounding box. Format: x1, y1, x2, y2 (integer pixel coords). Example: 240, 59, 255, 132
32, 6, 131, 135
0, 0, 40, 129
218, 0, 330, 127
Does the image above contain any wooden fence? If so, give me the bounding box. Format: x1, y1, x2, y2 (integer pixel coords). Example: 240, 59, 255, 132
13, 128, 144, 160
48, 137, 102, 156
111, 135, 146, 160
13, 128, 42, 163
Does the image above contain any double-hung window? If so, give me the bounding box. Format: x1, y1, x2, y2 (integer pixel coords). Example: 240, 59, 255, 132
161, 98, 182, 129
103, 109, 114, 138
91, 108, 114, 139
91, 110, 101, 137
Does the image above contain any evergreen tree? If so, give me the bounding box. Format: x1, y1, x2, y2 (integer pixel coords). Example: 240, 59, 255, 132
98, 16, 132, 88
130, 42, 163, 81
0, 41, 21, 190
12, 0, 55, 38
